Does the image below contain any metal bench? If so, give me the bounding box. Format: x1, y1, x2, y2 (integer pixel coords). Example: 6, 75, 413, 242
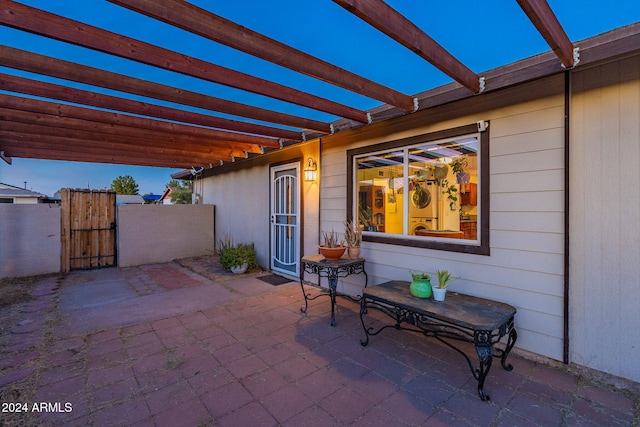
360, 280, 517, 401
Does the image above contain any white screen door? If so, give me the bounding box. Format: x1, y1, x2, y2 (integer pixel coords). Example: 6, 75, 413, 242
270, 163, 300, 276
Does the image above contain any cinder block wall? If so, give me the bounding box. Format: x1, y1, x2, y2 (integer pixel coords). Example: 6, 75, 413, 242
117, 204, 215, 267
0, 204, 61, 279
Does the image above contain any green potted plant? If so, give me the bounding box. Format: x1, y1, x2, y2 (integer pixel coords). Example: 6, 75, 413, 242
410, 272, 432, 298
216, 236, 258, 273
450, 157, 470, 184
318, 230, 346, 260
433, 269, 455, 301
344, 220, 362, 259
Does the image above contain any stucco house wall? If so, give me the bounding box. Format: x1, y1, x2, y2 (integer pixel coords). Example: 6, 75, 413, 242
570, 52, 640, 382
200, 141, 320, 273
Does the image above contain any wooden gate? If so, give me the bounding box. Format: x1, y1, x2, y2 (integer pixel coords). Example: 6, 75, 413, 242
61, 189, 117, 272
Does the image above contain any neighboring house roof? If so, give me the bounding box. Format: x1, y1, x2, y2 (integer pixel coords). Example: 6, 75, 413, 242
0, 182, 48, 199
158, 187, 174, 204
115, 194, 144, 205
142, 194, 161, 202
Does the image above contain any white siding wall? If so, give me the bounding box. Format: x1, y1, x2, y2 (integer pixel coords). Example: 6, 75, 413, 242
570, 54, 640, 382
321, 79, 566, 360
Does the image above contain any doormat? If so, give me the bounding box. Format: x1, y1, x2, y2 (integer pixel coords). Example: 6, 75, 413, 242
257, 274, 294, 286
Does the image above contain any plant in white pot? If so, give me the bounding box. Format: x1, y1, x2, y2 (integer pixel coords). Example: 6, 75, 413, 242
344, 220, 362, 259
216, 236, 258, 274
433, 270, 455, 301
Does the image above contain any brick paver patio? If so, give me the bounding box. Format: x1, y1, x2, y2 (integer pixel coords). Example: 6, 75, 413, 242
1, 261, 638, 426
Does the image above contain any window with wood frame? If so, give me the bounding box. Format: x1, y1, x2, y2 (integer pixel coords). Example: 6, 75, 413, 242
347, 123, 489, 255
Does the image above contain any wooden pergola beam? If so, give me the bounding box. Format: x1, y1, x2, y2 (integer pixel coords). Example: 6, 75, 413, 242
1, 121, 239, 160
516, 0, 576, 68
0, 73, 300, 142
333, 0, 481, 93
0, 46, 330, 133
0, 96, 267, 154
0, 150, 11, 165
0, 0, 369, 123
0, 112, 252, 159
0, 132, 228, 165
0, 143, 199, 168
109, 0, 416, 112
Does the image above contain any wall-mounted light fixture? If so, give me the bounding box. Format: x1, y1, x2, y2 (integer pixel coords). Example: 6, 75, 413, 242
304, 157, 317, 182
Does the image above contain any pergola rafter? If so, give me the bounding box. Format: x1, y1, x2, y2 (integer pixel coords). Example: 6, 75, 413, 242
0, 107, 259, 157
0, 134, 225, 168
0, 46, 331, 133
0, 0, 370, 124
0, 73, 299, 142
108, 0, 416, 112
516, 0, 577, 68
333, 0, 482, 93
0, 94, 275, 152
1, 122, 237, 161
0, 1, 631, 170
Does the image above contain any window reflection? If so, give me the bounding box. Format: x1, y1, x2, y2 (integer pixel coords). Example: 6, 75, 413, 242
355, 135, 479, 241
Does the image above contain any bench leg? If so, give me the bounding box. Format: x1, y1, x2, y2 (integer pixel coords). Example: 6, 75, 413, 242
474, 330, 494, 401
500, 328, 518, 371
359, 298, 370, 346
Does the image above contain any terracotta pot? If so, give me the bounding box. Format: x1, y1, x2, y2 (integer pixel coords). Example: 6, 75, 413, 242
318, 245, 346, 260
347, 246, 361, 259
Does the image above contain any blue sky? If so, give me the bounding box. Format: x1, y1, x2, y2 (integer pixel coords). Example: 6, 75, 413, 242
1, 0, 638, 196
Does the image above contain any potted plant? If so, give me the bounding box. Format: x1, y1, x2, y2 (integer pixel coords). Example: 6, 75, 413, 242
318, 230, 346, 260
216, 236, 258, 274
433, 162, 448, 180
433, 269, 455, 301
344, 220, 362, 259
450, 157, 470, 184
410, 272, 432, 298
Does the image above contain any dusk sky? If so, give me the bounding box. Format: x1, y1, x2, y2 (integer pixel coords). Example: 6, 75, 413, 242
1, 0, 638, 196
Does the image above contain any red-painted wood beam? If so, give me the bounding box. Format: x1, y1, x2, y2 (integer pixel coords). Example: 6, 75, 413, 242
516, 0, 576, 68
0, 142, 200, 168
109, 0, 416, 112
0, 73, 299, 142
0, 94, 270, 153
0, 109, 253, 158
0, 132, 228, 165
333, 0, 481, 93
1, 123, 236, 161
0, 149, 11, 165
0, 0, 368, 123
0, 46, 330, 133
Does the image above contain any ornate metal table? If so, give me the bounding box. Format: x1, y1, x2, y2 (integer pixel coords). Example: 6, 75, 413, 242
300, 254, 368, 326
360, 280, 517, 401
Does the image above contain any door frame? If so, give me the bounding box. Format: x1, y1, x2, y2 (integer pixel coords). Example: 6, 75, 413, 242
269, 160, 302, 277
